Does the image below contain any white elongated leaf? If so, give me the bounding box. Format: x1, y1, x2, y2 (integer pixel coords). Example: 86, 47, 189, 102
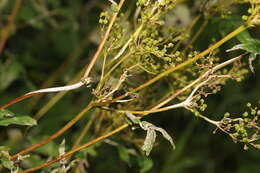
58, 139, 67, 166
59, 139, 66, 156
154, 127, 176, 150
249, 53, 257, 73
142, 129, 156, 156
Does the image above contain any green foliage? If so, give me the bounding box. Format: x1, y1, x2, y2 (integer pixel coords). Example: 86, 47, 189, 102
0, 0, 259, 173
0, 109, 36, 126
228, 38, 260, 54
0, 59, 23, 92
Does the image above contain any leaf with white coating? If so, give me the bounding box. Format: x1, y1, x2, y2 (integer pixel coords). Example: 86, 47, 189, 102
142, 129, 156, 156
154, 126, 176, 150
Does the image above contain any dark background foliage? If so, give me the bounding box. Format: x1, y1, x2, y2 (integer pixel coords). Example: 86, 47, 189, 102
0, 0, 259, 172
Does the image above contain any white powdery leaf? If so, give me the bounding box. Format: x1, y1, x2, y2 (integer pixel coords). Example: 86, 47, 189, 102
58, 139, 67, 167
59, 139, 66, 156
154, 127, 176, 150
142, 129, 156, 156
226, 44, 244, 52
248, 53, 257, 74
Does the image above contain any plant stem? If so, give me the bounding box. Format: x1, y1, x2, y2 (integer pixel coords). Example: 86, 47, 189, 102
151, 54, 244, 109
131, 24, 249, 93
0, 0, 23, 54
83, 0, 126, 78
27, 34, 90, 111
10, 103, 94, 160
17, 53, 245, 173
0, 0, 126, 111
32, 70, 83, 121
17, 124, 128, 173
97, 52, 132, 90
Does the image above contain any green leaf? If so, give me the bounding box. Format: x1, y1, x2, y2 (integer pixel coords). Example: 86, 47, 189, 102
117, 145, 131, 166
111, 4, 119, 12
0, 116, 37, 126
0, 146, 10, 151
0, 151, 19, 171
227, 39, 260, 54
236, 30, 252, 43
0, 109, 14, 119
138, 156, 153, 173
0, 59, 23, 92
1, 157, 13, 169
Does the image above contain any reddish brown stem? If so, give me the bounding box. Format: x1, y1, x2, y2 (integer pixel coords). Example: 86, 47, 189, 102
10, 103, 94, 160
0, 0, 23, 54
17, 124, 128, 173
0, 93, 36, 110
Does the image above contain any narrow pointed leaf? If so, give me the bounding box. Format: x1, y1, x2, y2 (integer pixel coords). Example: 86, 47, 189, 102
142, 129, 156, 156
154, 127, 176, 150
0, 116, 37, 126
227, 39, 260, 54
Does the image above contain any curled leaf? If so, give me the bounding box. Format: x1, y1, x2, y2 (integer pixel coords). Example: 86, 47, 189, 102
140, 121, 176, 155
142, 129, 156, 156
154, 126, 176, 150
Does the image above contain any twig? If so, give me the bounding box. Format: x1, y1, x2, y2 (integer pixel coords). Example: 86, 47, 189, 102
16, 53, 245, 172
131, 24, 249, 93
10, 103, 94, 160
83, 0, 126, 78
0, 0, 23, 54
17, 124, 128, 173
0, 77, 91, 110
151, 54, 245, 110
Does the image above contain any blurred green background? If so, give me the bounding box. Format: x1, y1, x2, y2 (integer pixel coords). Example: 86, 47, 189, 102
0, 0, 259, 173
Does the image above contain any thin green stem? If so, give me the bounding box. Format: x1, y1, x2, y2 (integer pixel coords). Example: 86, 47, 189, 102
17, 53, 245, 173
97, 52, 132, 90
83, 0, 126, 78
131, 24, 248, 93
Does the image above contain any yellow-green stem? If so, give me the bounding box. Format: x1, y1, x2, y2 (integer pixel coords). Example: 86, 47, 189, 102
132, 24, 248, 93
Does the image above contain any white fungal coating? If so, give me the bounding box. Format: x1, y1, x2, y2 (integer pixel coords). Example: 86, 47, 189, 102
25, 82, 85, 95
